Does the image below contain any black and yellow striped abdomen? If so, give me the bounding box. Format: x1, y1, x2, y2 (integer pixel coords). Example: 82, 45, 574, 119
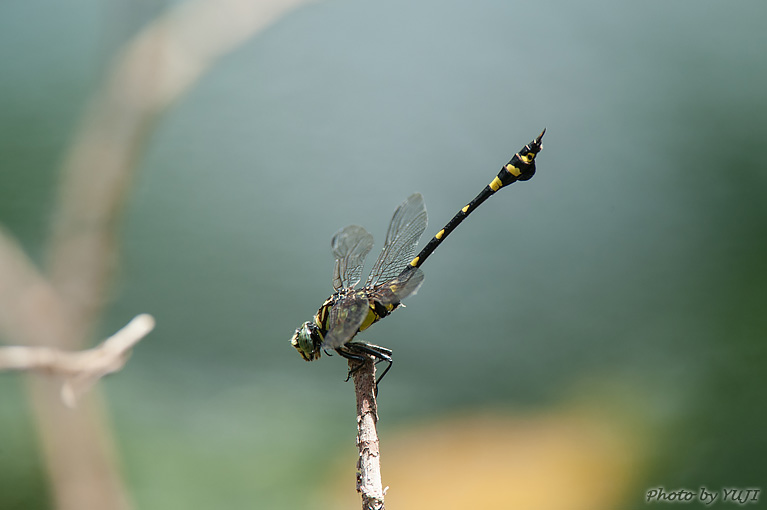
407, 129, 544, 271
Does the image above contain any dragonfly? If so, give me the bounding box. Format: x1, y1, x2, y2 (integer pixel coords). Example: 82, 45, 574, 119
290, 130, 545, 383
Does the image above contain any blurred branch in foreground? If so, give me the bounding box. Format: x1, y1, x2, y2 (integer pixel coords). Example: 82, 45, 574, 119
0, 314, 155, 408
0, 1, 321, 509
49, 0, 319, 346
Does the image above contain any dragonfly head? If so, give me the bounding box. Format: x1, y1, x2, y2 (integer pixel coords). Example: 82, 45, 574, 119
290, 321, 323, 362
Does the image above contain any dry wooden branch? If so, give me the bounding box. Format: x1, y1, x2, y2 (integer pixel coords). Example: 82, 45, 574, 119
0, 314, 155, 407
350, 358, 386, 510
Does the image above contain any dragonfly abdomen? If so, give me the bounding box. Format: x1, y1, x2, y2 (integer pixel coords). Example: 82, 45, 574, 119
407, 129, 545, 271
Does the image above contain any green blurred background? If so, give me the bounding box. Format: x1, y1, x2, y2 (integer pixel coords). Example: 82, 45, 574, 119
1, 0, 765, 509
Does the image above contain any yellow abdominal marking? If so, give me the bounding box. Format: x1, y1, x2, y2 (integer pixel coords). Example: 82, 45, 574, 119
489, 176, 503, 191
505, 163, 522, 177
462, 204, 470, 213
358, 306, 378, 331
519, 153, 534, 164
435, 229, 445, 240
410, 256, 420, 267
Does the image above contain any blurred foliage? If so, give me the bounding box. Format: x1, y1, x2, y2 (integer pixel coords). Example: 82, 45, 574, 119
1, 0, 766, 509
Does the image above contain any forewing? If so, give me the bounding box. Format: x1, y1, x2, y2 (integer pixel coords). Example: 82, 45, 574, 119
322, 292, 370, 349
331, 225, 374, 290
373, 266, 425, 307
365, 193, 427, 287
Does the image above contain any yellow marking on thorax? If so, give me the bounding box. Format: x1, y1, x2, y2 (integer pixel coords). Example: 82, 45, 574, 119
410, 256, 420, 267
435, 229, 445, 240
315, 299, 332, 329
489, 176, 503, 191
462, 204, 470, 213
506, 163, 522, 177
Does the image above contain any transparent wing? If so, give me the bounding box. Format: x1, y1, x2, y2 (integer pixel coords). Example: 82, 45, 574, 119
365, 193, 427, 287
372, 266, 425, 306
322, 292, 370, 349
331, 225, 374, 291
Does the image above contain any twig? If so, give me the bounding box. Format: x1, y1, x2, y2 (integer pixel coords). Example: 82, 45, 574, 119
0, 314, 155, 408
350, 358, 386, 510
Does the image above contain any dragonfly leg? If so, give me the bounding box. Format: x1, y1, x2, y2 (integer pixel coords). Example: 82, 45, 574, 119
341, 342, 394, 394
335, 347, 367, 381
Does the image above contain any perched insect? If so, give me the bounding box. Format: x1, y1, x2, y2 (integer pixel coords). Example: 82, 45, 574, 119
290, 130, 545, 383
